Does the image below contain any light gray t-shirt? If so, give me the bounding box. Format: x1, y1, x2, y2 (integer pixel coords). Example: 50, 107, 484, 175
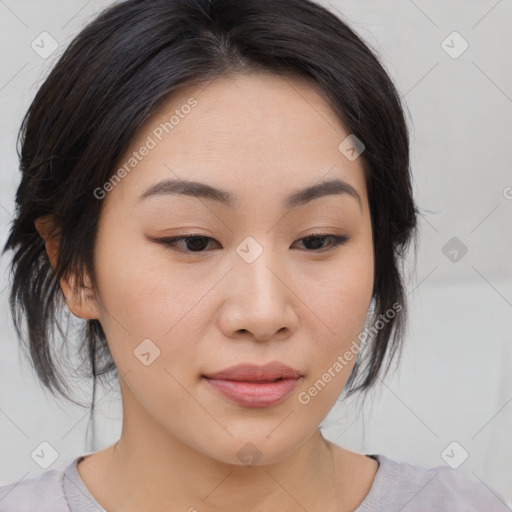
0, 453, 511, 511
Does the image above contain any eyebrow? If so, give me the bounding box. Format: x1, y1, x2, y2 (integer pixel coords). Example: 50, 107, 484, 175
137, 177, 362, 211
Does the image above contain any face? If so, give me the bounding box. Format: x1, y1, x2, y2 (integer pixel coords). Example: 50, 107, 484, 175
87, 72, 374, 466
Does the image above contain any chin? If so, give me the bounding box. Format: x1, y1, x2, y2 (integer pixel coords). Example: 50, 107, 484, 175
199, 432, 308, 468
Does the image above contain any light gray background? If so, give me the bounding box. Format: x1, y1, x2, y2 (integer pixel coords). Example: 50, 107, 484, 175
1, 0, 511, 505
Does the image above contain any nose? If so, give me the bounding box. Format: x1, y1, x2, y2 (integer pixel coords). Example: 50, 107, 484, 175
217, 250, 299, 342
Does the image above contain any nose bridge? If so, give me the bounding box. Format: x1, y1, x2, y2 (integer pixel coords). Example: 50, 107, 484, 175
221, 234, 297, 340
235, 235, 286, 309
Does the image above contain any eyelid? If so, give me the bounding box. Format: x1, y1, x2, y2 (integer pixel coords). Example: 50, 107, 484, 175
150, 231, 350, 254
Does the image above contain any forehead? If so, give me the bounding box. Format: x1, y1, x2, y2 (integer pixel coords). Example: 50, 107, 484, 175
105, 72, 369, 214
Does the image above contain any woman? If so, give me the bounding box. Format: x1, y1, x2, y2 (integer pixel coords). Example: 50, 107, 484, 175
1, 0, 510, 510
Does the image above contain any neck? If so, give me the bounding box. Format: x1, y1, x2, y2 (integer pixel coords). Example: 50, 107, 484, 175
79, 382, 379, 512
102, 428, 338, 512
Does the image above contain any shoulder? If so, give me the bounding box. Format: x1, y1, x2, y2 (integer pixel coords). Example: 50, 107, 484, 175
361, 454, 512, 512
0, 465, 69, 512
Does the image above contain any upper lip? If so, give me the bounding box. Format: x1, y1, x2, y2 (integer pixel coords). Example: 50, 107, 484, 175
203, 361, 302, 382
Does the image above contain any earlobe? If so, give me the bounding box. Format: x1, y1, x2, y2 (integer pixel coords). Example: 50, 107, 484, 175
35, 214, 101, 320
60, 272, 101, 320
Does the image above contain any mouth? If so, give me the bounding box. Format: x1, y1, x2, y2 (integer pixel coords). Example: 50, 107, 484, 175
202, 376, 301, 408
202, 361, 303, 408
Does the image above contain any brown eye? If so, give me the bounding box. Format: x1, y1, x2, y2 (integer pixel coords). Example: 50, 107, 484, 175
156, 235, 218, 253
295, 234, 349, 252
153, 233, 349, 254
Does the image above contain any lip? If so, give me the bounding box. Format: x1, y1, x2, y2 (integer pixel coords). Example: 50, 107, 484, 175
202, 362, 302, 408
203, 361, 302, 381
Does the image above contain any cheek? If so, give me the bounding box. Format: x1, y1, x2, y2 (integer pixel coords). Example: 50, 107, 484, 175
297, 241, 374, 381
94, 209, 373, 357
92, 226, 214, 386
293, 266, 373, 417
304, 243, 373, 333
93, 227, 188, 334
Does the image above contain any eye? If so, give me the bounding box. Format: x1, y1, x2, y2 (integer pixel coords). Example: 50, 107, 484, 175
153, 233, 349, 254
156, 235, 218, 253
295, 233, 349, 252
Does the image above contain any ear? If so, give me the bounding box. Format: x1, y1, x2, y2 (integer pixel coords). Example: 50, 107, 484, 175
34, 214, 101, 320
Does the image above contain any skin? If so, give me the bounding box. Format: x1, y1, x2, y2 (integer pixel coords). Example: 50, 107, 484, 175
35, 72, 378, 512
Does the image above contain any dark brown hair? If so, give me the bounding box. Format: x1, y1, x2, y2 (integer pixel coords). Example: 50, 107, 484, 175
3, 0, 419, 445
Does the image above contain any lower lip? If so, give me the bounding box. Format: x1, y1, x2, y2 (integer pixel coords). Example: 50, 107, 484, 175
203, 377, 300, 408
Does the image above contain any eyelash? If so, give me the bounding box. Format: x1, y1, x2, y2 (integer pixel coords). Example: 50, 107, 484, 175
155, 233, 349, 254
